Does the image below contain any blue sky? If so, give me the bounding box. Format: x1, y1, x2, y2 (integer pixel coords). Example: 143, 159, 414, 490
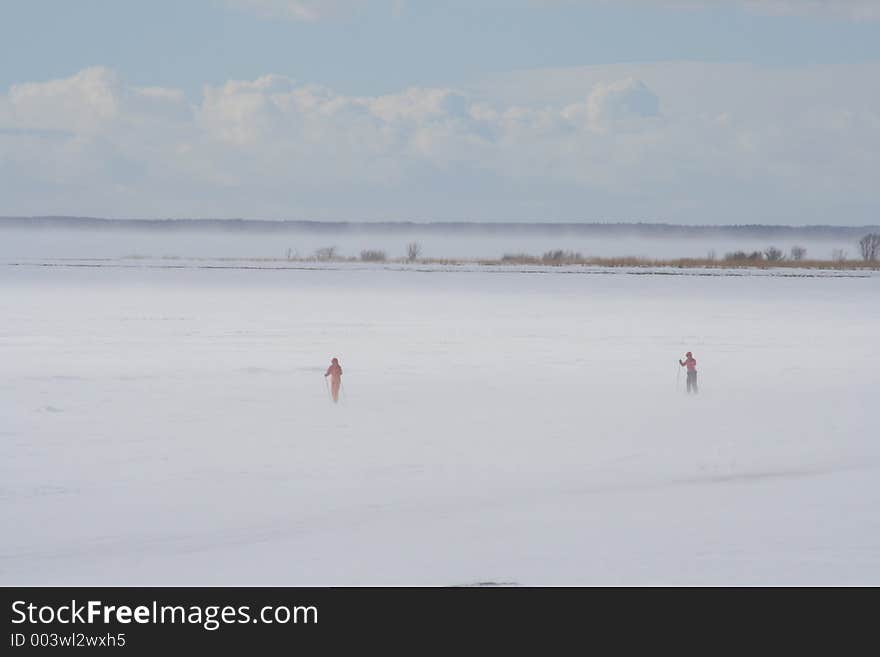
4, 1, 879, 94
1, 1, 879, 223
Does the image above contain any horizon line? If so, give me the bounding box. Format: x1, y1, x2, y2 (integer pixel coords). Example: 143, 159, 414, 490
3, 216, 880, 231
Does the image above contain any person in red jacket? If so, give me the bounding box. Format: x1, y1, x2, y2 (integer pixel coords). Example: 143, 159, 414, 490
324, 357, 343, 403
679, 351, 698, 394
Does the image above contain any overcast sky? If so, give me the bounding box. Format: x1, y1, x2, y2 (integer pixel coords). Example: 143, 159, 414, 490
1, 0, 878, 224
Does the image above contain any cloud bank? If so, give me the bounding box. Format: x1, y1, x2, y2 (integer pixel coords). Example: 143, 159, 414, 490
225, 0, 370, 21
1, 63, 878, 222
231, 1, 880, 22
537, 0, 880, 21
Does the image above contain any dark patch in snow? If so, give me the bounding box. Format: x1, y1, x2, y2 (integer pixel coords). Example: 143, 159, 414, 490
458, 581, 519, 587
26, 375, 87, 382
564, 466, 851, 500
672, 467, 834, 486
238, 367, 280, 375
5, 260, 877, 279
0, 484, 76, 500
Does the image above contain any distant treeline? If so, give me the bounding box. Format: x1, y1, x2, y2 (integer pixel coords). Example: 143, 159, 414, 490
1, 216, 878, 239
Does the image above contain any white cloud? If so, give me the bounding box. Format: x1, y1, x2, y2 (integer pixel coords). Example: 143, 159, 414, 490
236, 1, 880, 22
1, 64, 879, 222
225, 0, 367, 21
9, 67, 123, 134
750, 1, 880, 20
577, 77, 661, 123
223, 0, 880, 27
8, 67, 189, 135
536, 0, 880, 21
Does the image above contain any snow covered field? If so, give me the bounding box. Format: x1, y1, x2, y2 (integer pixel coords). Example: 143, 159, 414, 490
2, 262, 878, 585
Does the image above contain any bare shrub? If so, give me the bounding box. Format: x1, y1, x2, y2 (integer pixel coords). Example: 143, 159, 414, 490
764, 246, 785, 262
406, 242, 422, 262
541, 249, 583, 264
858, 233, 880, 261
359, 249, 387, 262
593, 256, 651, 267
500, 253, 540, 264
314, 246, 337, 261
832, 248, 848, 262
724, 250, 763, 262
790, 245, 807, 261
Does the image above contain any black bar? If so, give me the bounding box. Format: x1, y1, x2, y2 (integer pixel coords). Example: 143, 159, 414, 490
2, 586, 860, 653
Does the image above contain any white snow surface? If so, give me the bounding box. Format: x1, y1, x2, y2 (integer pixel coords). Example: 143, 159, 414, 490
1, 262, 878, 585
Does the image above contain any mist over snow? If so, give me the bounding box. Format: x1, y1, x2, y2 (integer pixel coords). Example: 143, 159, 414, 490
0, 221, 871, 262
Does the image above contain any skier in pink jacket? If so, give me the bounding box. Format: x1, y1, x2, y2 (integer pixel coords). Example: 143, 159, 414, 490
679, 352, 698, 394
324, 357, 343, 403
